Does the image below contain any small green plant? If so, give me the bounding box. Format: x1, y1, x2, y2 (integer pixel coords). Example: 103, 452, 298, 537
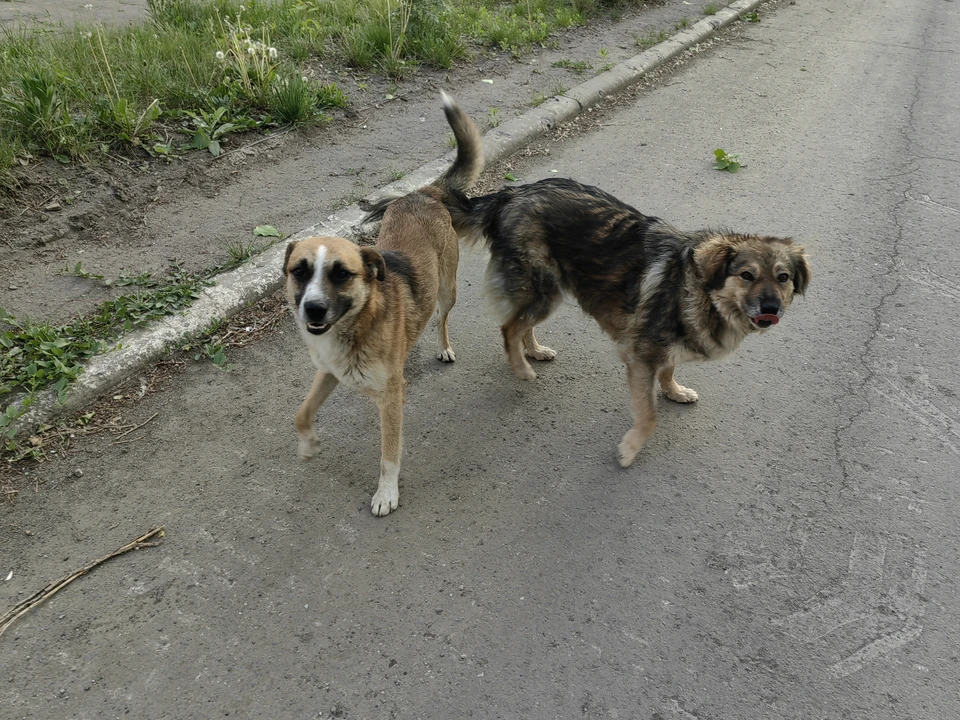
713, 148, 743, 173
0, 67, 85, 159
597, 47, 608, 60
744, 11, 760, 22
446, 133, 457, 148
99, 98, 162, 147
186, 107, 242, 156
271, 76, 315, 125
703, 3, 720, 16
316, 83, 348, 109
226, 239, 267, 266
504, 171, 517, 181
551, 58, 592, 75
390, 168, 405, 181
487, 107, 501, 128
635, 28, 670, 50
675, 17, 691, 30
531, 89, 548, 107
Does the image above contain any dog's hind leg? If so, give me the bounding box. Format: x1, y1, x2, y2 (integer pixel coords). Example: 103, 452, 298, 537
371, 380, 405, 517
522, 327, 556, 362
502, 318, 538, 381
295, 370, 339, 459
657, 365, 699, 403
435, 274, 457, 363
617, 357, 658, 468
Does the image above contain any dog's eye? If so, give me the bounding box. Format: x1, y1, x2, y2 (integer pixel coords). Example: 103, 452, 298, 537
331, 267, 352, 283
740, 271, 755, 282
291, 262, 310, 281
777, 273, 790, 283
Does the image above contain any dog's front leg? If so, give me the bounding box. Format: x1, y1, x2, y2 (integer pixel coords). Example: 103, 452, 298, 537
295, 370, 339, 459
617, 356, 657, 468
371, 380, 405, 517
657, 365, 699, 403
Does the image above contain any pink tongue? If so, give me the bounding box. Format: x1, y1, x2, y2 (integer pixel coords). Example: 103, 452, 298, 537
754, 314, 780, 324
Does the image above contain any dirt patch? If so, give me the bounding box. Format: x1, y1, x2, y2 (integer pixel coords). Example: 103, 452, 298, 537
1, 0, 722, 326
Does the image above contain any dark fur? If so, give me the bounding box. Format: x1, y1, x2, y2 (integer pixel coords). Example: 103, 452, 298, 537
435, 177, 811, 466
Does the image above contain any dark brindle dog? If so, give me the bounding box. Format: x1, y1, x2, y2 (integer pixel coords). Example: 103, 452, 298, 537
372, 178, 810, 467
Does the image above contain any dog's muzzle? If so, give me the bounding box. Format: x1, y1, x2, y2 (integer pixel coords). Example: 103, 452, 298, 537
302, 300, 332, 335
751, 314, 780, 329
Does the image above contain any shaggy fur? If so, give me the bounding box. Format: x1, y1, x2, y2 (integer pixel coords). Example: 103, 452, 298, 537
432, 177, 811, 467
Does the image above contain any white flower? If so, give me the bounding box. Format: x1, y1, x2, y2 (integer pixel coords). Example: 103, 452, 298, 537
215, 51, 225, 60
268, 47, 278, 59
247, 46, 256, 55
302, 76, 308, 83
84, 31, 92, 39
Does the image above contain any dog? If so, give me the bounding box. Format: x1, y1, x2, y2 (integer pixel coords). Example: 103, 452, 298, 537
395, 177, 811, 468
284, 92, 483, 516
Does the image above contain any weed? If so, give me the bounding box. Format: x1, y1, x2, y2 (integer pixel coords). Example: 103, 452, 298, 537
185, 107, 246, 156
635, 28, 669, 50
446, 133, 458, 148
487, 106, 501, 128
271, 75, 316, 125
551, 58, 592, 75
743, 10, 760, 22
389, 168, 405, 181
675, 17, 691, 30
703, 3, 720, 16
531, 89, 547, 107
316, 82, 348, 109
713, 148, 743, 173
225, 239, 269, 266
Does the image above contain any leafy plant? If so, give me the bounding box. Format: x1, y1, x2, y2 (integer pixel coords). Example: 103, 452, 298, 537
186, 107, 240, 156
703, 3, 720, 16
487, 106, 501, 128
270, 75, 315, 125
99, 98, 161, 146
743, 10, 760, 22
713, 148, 744, 173
635, 28, 669, 50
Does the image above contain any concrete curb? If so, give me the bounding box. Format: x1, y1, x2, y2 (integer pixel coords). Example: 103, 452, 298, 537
9, 0, 764, 434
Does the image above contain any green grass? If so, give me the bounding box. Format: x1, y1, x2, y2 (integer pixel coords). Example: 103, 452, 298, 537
0, 0, 668, 173
635, 28, 669, 50
703, 3, 720, 16
551, 58, 592, 75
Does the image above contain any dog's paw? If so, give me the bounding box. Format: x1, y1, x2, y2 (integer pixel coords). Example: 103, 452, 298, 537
617, 428, 646, 468
437, 347, 456, 363
297, 433, 321, 460
665, 385, 699, 403
514, 365, 537, 381
524, 345, 557, 361
370, 486, 399, 517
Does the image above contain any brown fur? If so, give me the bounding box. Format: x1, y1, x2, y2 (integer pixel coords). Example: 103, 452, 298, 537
283, 94, 482, 516
435, 177, 810, 467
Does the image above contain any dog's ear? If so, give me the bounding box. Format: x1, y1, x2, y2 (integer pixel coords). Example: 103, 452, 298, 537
283, 240, 298, 276
360, 247, 386, 282
694, 236, 734, 291
789, 245, 811, 296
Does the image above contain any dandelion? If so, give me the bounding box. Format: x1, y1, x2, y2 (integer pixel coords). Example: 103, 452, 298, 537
247, 46, 256, 56
268, 47, 278, 59
215, 51, 225, 60
84, 31, 92, 39
302, 76, 309, 83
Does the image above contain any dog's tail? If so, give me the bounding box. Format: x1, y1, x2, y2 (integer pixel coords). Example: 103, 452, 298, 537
363, 92, 484, 224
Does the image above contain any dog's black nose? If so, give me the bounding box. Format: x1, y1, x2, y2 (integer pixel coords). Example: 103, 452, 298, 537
760, 300, 781, 316
303, 300, 328, 321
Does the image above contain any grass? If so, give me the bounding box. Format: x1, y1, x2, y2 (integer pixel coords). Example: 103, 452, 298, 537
635, 28, 669, 50
552, 58, 592, 75
0, 0, 664, 175
703, 3, 720, 16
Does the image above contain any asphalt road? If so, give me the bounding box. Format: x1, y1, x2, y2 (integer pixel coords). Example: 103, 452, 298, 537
3, 0, 959, 718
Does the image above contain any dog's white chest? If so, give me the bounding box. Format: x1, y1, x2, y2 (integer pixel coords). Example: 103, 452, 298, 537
301, 327, 388, 394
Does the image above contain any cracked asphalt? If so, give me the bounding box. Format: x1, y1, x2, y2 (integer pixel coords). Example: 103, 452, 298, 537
2, 0, 959, 718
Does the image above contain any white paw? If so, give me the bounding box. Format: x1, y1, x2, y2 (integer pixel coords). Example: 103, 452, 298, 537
617, 428, 645, 468
370, 485, 399, 517
514, 365, 537, 381
665, 385, 699, 403
297, 433, 320, 460
437, 347, 456, 363
524, 345, 557, 361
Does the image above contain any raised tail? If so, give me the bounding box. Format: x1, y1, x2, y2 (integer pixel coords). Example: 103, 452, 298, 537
363, 92, 484, 224
436, 91, 484, 193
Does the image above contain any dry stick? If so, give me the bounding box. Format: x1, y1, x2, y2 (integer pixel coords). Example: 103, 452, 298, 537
113, 411, 159, 441
0, 526, 165, 639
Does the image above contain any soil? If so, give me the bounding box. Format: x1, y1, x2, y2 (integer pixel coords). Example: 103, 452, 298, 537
0, 0, 719, 326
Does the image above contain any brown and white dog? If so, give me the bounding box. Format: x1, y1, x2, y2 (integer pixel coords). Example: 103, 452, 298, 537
369, 177, 811, 468
284, 93, 482, 516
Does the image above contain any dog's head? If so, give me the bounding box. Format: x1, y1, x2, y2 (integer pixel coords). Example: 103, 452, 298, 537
694, 233, 810, 331
283, 236, 386, 336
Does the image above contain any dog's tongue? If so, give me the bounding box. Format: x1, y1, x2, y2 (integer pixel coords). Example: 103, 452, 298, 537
753, 314, 780, 325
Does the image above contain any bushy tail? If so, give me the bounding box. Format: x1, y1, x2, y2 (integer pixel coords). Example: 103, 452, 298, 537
362, 91, 484, 224
436, 91, 484, 193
